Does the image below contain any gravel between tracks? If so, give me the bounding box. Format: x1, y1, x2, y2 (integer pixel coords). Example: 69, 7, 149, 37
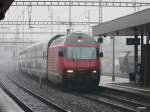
0, 76, 58, 112
3, 68, 125, 112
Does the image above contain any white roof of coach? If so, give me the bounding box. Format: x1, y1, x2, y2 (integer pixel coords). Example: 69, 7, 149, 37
19, 34, 65, 54
20, 38, 50, 53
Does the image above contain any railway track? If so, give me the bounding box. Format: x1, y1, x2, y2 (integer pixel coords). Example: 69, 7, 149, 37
99, 85, 150, 103
0, 78, 71, 112
83, 93, 149, 112
0, 79, 34, 112
95, 91, 150, 109
72, 93, 136, 112
68, 90, 150, 112
9, 72, 129, 112
7, 70, 150, 112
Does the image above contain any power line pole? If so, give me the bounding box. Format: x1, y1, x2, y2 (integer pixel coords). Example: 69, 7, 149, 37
134, 0, 137, 12
57, 16, 60, 33
134, 0, 140, 12
68, 0, 72, 34
87, 10, 90, 34
99, 0, 102, 24
48, 7, 54, 37
22, 9, 25, 46
51, 9, 53, 37
28, 6, 32, 29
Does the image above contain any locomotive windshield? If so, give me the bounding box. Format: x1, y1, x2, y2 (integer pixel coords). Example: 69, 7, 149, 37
67, 47, 97, 60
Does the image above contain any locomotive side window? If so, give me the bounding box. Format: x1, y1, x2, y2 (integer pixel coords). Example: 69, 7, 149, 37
58, 50, 63, 57
58, 48, 66, 57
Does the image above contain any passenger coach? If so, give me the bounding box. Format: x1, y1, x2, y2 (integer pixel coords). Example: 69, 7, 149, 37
18, 32, 102, 89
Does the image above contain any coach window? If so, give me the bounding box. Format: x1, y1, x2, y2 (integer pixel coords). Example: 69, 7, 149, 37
43, 51, 44, 60
44, 51, 45, 59
44, 51, 46, 59
38, 63, 41, 69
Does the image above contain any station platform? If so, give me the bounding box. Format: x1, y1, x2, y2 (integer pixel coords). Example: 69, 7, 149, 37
99, 75, 150, 96
0, 88, 24, 112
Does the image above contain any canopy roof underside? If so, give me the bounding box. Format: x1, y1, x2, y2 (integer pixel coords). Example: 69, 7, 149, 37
93, 8, 150, 36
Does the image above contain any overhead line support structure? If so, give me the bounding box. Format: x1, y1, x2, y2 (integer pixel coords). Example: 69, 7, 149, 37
0, 41, 35, 44
0, 32, 66, 34
0, 21, 98, 25
12, 1, 150, 7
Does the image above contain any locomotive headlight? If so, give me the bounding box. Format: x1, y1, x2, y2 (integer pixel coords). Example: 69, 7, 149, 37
78, 39, 82, 42
92, 70, 97, 73
67, 69, 74, 73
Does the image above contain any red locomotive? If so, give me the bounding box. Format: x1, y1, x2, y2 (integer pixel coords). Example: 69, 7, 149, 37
19, 32, 102, 89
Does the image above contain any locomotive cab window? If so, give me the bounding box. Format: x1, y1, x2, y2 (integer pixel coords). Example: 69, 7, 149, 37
66, 47, 97, 60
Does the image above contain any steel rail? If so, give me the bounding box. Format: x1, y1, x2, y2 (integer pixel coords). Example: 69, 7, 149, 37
75, 93, 138, 112
95, 92, 149, 110
10, 78, 71, 112
0, 80, 34, 112
66, 89, 141, 112
97, 86, 150, 111
98, 85, 150, 101
12, 1, 150, 7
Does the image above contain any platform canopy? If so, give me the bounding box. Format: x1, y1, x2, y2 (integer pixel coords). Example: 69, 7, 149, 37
0, 0, 14, 20
93, 8, 150, 36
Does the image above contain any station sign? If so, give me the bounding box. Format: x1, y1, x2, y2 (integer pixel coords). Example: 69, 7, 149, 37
126, 38, 140, 45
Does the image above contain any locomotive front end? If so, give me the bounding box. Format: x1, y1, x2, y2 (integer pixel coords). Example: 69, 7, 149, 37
60, 33, 101, 88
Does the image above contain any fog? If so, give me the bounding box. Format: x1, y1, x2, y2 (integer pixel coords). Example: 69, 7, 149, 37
0, 36, 138, 79
0, 0, 147, 78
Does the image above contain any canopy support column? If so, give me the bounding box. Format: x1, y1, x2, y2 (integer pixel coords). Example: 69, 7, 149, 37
143, 25, 150, 87
140, 27, 144, 87
134, 28, 138, 83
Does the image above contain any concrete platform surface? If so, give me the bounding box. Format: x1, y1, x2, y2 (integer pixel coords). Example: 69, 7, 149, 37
100, 75, 129, 84
100, 75, 150, 94
0, 88, 24, 112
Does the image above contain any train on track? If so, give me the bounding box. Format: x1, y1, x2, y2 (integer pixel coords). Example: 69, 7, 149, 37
18, 32, 102, 89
